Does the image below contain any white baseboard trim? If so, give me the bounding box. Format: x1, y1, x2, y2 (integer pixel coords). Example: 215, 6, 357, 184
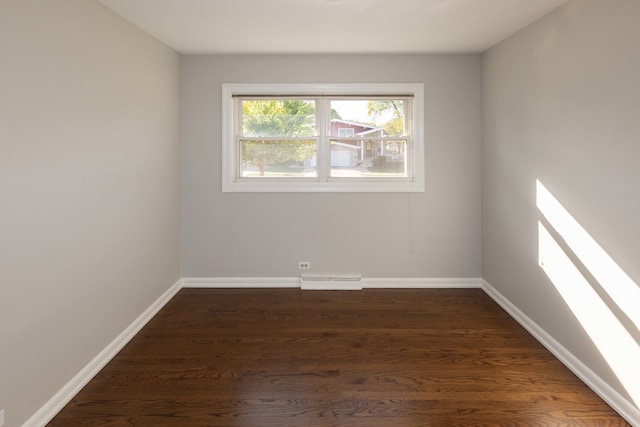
481, 279, 640, 426
362, 277, 482, 288
182, 276, 483, 289
182, 276, 300, 288
22, 279, 183, 427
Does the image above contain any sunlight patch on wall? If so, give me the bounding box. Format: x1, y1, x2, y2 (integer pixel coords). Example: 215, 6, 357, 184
536, 181, 640, 408
537, 180, 640, 330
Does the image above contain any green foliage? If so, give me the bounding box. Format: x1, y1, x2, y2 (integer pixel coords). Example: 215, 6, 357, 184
242, 100, 315, 137
242, 140, 315, 176
372, 156, 387, 168
383, 117, 404, 137
367, 100, 403, 120
241, 100, 316, 175
367, 160, 405, 174
367, 100, 405, 136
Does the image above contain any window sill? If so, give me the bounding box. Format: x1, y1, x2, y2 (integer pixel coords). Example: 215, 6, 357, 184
222, 178, 425, 193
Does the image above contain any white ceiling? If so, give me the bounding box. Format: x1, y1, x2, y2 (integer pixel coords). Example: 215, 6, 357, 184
98, 0, 568, 54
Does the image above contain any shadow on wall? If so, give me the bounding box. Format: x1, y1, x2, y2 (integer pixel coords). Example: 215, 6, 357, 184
536, 180, 640, 409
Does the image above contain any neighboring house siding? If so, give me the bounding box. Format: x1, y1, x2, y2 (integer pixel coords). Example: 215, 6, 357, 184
331, 120, 384, 160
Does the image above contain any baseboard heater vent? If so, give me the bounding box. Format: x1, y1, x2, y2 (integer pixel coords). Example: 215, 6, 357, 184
300, 275, 363, 290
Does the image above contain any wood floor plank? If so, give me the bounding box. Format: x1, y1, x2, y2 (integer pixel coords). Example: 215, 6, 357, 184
48, 288, 630, 426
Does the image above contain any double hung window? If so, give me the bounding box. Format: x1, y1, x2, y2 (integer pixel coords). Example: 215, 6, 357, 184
222, 83, 424, 192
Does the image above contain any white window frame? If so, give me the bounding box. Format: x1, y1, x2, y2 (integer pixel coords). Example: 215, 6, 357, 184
222, 83, 424, 192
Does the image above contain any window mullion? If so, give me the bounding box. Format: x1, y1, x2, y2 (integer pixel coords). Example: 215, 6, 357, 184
316, 98, 330, 182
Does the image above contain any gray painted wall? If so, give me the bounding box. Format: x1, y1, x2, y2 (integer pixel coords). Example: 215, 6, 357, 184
181, 54, 482, 278
482, 0, 640, 408
0, 1, 181, 425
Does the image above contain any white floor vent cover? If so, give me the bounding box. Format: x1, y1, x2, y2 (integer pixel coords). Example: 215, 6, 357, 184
300, 275, 363, 290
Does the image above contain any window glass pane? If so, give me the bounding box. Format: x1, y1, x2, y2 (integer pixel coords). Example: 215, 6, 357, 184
330, 99, 406, 137
241, 139, 317, 177
337, 128, 355, 137
241, 100, 316, 137
329, 140, 407, 178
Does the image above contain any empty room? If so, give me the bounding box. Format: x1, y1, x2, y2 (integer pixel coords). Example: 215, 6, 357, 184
1, 0, 639, 425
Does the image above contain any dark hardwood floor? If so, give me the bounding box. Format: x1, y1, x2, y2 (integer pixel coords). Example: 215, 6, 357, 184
49, 288, 629, 426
